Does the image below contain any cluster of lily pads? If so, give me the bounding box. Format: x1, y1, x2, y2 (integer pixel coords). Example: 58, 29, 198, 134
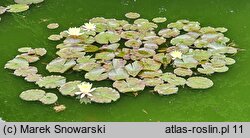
0, 0, 44, 22
5, 12, 238, 109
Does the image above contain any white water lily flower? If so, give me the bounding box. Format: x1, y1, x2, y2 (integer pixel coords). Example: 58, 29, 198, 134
75, 82, 96, 98
82, 23, 96, 31
66, 27, 84, 36
170, 50, 182, 59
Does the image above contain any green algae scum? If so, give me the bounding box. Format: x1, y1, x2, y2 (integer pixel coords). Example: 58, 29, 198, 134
0, 0, 250, 122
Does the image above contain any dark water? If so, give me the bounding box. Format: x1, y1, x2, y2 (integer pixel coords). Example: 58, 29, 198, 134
0, 0, 250, 122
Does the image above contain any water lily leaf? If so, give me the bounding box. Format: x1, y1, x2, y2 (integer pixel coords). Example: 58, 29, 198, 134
170, 34, 196, 46
36, 75, 66, 89
143, 36, 166, 45
95, 52, 115, 60
143, 78, 164, 87
125, 12, 140, 19
34, 48, 47, 56
48, 34, 62, 41
152, 17, 167, 23
137, 22, 158, 32
158, 28, 180, 38
161, 73, 186, 86
4, 58, 29, 70
173, 55, 199, 69
141, 58, 161, 71
183, 21, 201, 32
125, 61, 143, 77
95, 31, 121, 44
20, 89, 46, 101
197, 63, 215, 75
112, 59, 127, 69
211, 57, 226, 67
113, 78, 145, 93
174, 68, 193, 77
16, 54, 40, 63
39, 93, 58, 105
213, 66, 229, 73
108, 68, 129, 81
190, 50, 212, 62
7, 4, 29, 13
100, 43, 120, 51
154, 84, 178, 95
56, 47, 85, 59
18, 47, 32, 53
14, 0, 44, 4
144, 43, 158, 50
186, 77, 213, 89
120, 31, 140, 40
90, 87, 120, 103
14, 66, 38, 77
83, 45, 99, 52
136, 48, 156, 58
59, 81, 81, 96
94, 23, 107, 32
153, 53, 172, 68
167, 21, 184, 30
139, 70, 162, 78
226, 47, 238, 54
225, 57, 236, 65
85, 67, 108, 81
53, 104, 66, 112
47, 23, 59, 29
46, 58, 76, 73
24, 74, 42, 82
124, 39, 142, 48
73, 62, 100, 72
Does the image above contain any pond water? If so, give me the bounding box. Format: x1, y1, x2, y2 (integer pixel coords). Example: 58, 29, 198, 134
0, 0, 250, 122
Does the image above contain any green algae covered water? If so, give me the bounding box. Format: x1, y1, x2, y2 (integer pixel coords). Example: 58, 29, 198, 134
0, 0, 250, 122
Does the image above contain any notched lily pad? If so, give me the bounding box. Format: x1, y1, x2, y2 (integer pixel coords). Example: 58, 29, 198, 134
174, 68, 193, 77
113, 78, 145, 93
59, 81, 81, 96
186, 77, 213, 89
90, 87, 120, 103
5, 58, 29, 70
46, 58, 76, 73
143, 78, 164, 87
36, 75, 66, 89
14, 66, 38, 77
39, 93, 58, 105
85, 67, 108, 81
125, 12, 140, 19
152, 17, 167, 23
20, 89, 46, 101
125, 61, 143, 77
95, 31, 121, 44
7, 4, 29, 13
24, 74, 42, 82
154, 84, 178, 95
48, 34, 62, 41
47, 23, 59, 29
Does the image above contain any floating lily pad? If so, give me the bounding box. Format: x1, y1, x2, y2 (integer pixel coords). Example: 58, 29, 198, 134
85, 67, 108, 81
158, 28, 180, 38
4, 58, 29, 70
47, 23, 59, 29
143, 78, 164, 87
108, 68, 129, 81
46, 58, 76, 73
113, 78, 145, 93
34, 48, 47, 56
7, 4, 29, 13
141, 58, 161, 71
125, 61, 143, 77
16, 54, 39, 63
186, 77, 213, 89
174, 68, 193, 77
125, 12, 140, 19
154, 84, 178, 95
36, 75, 66, 89
124, 39, 142, 47
90, 87, 120, 103
20, 89, 46, 101
39, 93, 58, 105
95, 52, 115, 60
14, 66, 38, 77
24, 74, 42, 82
213, 66, 229, 73
95, 31, 121, 44
48, 34, 62, 41
161, 73, 186, 86
56, 47, 85, 59
152, 17, 167, 23
53, 104, 66, 112
59, 81, 81, 96
225, 57, 236, 65
83, 45, 99, 52
170, 34, 196, 46
15, 0, 44, 4
120, 31, 140, 40
139, 70, 162, 78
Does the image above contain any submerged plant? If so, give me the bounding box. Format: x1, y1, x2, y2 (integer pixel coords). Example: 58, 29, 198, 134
4, 11, 239, 111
